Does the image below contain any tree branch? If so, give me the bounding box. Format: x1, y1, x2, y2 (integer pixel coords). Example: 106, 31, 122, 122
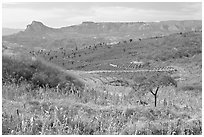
155, 86, 160, 96
149, 88, 155, 95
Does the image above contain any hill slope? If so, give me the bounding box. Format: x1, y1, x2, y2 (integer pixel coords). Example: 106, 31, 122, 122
30, 31, 201, 70
2, 28, 23, 36
2, 20, 201, 50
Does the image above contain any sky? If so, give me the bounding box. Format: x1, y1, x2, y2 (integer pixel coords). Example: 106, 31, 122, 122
2, 2, 202, 29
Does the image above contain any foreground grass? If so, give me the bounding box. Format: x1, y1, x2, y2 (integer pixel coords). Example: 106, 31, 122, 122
2, 81, 202, 135
2, 53, 202, 135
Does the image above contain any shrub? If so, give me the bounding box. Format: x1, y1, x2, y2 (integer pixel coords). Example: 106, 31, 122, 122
179, 85, 202, 91
154, 47, 202, 62
132, 73, 177, 107
2, 55, 84, 89
2, 56, 35, 84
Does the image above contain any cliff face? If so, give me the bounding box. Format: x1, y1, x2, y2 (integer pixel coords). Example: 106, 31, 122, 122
25, 21, 48, 33
2, 20, 202, 49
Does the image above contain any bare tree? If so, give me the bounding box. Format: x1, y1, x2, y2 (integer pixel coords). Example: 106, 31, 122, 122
132, 73, 177, 107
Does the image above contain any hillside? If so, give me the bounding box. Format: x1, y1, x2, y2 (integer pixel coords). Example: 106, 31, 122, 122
29, 31, 201, 70
2, 27, 202, 135
2, 20, 201, 50
2, 30, 202, 135
2, 28, 23, 36
2, 20, 202, 135
3, 30, 201, 90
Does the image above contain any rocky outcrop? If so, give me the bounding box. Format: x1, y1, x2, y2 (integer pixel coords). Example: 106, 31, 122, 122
2, 20, 202, 50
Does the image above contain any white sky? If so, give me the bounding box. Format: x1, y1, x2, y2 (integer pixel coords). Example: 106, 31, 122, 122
2, 2, 202, 29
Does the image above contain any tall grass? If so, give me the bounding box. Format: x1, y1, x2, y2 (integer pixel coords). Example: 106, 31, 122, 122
2, 55, 202, 135
2, 81, 202, 135
2, 55, 84, 90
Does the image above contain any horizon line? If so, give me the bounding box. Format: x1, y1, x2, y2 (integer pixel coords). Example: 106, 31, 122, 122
3, 19, 202, 29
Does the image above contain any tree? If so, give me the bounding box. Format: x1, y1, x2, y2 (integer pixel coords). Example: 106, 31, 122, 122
73, 52, 76, 57
133, 73, 177, 107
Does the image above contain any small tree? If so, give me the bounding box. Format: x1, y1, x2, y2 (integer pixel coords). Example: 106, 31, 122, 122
133, 73, 177, 107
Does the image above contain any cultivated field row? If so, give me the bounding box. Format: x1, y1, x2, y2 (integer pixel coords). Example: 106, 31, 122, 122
85, 68, 177, 74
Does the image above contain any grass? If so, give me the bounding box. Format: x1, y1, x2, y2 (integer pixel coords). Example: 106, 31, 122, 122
18, 31, 201, 71
2, 31, 202, 134
2, 55, 84, 90
179, 85, 202, 92
2, 78, 202, 135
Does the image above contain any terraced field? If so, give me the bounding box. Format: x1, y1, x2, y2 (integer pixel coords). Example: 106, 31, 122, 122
66, 64, 186, 97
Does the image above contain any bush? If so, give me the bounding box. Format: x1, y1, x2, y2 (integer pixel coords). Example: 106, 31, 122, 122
2, 56, 35, 84
154, 47, 201, 62
179, 85, 202, 91
2, 56, 84, 89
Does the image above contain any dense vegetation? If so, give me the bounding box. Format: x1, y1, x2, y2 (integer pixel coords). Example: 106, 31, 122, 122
2, 56, 84, 90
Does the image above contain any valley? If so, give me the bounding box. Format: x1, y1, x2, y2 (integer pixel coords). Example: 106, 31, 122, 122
2, 20, 202, 135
